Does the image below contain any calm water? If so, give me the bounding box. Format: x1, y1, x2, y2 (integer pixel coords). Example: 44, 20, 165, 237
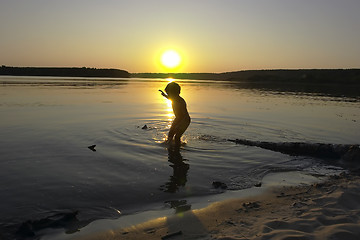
0, 76, 359, 238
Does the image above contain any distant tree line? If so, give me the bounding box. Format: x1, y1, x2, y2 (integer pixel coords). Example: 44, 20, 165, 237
2, 66, 359, 97
0, 66, 130, 78
219, 69, 360, 84
132, 69, 360, 83
132, 69, 360, 98
221, 69, 360, 98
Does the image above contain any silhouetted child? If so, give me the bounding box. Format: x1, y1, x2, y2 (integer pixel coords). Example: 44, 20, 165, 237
159, 82, 191, 146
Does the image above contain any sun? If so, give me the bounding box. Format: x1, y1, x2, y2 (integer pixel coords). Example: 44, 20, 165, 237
161, 50, 181, 69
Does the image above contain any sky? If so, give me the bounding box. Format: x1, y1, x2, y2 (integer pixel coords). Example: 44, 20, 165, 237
1, 0, 360, 73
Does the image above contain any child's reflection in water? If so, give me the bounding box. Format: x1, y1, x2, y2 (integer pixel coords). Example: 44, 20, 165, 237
162, 146, 189, 193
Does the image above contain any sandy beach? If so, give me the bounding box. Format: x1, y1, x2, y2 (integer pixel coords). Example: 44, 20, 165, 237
72, 172, 360, 240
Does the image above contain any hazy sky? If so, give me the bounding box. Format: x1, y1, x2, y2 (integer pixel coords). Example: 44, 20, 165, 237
1, 0, 359, 73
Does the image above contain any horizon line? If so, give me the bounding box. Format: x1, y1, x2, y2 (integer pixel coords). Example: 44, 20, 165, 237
2, 65, 360, 74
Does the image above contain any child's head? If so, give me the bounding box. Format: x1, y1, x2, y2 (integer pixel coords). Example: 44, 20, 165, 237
165, 82, 181, 97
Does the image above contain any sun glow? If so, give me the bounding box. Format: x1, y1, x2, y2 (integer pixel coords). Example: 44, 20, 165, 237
161, 50, 181, 69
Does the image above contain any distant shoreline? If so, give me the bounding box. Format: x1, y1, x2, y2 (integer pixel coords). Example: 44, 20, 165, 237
2, 66, 359, 98
0, 66, 130, 78
1, 66, 359, 81
132, 68, 360, 82
134, 69, 360, 99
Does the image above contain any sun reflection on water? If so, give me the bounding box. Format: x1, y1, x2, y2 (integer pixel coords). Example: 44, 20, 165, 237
154, 96, 174, 143
166, 97, 173, 110
166, 99, 174, 126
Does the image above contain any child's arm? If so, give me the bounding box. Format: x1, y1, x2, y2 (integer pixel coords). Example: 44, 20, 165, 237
159, 90, 168, 99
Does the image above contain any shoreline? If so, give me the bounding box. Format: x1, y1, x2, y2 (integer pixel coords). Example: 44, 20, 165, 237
44, 171, 360, 240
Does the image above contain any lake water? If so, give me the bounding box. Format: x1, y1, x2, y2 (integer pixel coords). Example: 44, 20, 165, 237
0, 76, 359, 239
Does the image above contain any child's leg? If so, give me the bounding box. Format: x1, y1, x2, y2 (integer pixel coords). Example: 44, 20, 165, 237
167, 124, 177, 142
173, 119, 190, 146
174, 134, 182, 146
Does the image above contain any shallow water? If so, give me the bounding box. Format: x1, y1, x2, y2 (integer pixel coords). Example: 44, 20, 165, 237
0, 76, 359, 238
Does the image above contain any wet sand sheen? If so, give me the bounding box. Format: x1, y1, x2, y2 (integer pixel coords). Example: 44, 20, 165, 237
59, 172, 360, 240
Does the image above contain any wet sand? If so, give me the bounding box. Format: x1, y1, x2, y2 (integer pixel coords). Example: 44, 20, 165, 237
68, 172, 360, 240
